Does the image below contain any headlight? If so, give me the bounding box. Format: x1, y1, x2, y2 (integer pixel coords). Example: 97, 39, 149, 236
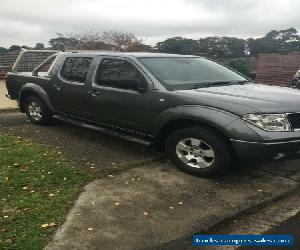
242, 114, 291, 131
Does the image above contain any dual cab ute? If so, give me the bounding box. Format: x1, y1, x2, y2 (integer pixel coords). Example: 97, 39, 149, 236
5, 51, 300, 177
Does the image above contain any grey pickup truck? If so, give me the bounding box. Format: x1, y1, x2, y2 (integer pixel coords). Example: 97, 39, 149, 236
5, 51, 300, 177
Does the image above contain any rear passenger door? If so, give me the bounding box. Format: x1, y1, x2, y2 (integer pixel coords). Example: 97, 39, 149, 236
89, 57, 153, 133
50, 56, 93, 117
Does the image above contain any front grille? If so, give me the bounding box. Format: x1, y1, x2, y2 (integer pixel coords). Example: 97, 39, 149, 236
287, 113, 300, 130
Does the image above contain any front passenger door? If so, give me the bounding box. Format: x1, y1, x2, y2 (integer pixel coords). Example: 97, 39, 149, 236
88, 57, 153, 134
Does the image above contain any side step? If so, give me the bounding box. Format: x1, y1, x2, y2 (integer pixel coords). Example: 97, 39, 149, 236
53, 115, 153, 146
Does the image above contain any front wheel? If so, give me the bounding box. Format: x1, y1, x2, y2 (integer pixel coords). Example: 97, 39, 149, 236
165, 127, 231, 177
24, 96, 52, 125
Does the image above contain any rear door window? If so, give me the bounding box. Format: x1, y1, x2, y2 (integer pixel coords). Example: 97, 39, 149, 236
61, 57, 93, 83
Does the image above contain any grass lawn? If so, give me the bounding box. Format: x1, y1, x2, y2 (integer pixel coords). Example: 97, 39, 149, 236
0, 133, 97, 249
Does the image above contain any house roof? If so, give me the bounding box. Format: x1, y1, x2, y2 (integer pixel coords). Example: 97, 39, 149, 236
0, 51, 19, 73
0, 50, 57, 75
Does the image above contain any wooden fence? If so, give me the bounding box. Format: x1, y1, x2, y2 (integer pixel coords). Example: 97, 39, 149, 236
256, 54, 300, 85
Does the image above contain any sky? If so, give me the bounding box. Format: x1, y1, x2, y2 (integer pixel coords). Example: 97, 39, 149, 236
0, 0, 299, 48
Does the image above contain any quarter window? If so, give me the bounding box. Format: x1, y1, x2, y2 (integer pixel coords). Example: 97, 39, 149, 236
96, 59, 146, 90
61, 57, 93, 82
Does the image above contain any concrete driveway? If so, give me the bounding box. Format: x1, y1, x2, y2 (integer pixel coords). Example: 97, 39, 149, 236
0, 80, 17, 110
1, 112, 299, 249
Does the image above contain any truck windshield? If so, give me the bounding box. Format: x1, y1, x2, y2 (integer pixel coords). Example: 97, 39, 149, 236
139, 57, 248, 90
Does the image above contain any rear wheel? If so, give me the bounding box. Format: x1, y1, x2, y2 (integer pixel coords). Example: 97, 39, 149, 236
165, 127, 231, 177
24, 96, 52, 125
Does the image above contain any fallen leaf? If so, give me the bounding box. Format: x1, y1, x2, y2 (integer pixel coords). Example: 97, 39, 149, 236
5, 177, 8, 181
30, 190, 35, 193
48, 194, 55, 197
41, 223, 56, 228
5, 239, 12, 244
22, 187, 28, 190
4, 215, 8, 218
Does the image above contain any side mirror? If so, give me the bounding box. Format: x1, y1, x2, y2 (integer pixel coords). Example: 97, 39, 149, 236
135, 79, 147, 93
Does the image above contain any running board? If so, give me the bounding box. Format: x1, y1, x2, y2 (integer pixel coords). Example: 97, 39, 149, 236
53, 115, 153, 146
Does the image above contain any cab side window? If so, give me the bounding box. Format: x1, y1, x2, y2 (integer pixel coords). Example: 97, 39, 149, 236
61, 57, 93, 83
96, 58, 146, 91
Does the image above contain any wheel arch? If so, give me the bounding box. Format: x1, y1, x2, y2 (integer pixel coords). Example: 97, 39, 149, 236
154, 118, 237, 161
19, 83, 55, 113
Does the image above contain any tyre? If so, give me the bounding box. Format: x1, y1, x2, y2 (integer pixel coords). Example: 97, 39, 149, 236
165, 127, 231, 177
24, 96, 52, 125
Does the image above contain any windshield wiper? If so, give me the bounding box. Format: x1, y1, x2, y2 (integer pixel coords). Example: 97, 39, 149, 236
190, 80, 252, 89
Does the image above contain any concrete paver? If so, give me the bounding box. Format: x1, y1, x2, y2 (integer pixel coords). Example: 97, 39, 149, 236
0, 80, 17, 109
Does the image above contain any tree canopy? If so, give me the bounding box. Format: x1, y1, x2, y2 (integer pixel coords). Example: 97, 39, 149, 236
49, 31, 154, 52
157, 28, 300, 57
1, 28, 300, 57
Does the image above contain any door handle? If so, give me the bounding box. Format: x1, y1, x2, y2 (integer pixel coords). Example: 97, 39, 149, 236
88, 90, 101, 96
53, 84, 62, 91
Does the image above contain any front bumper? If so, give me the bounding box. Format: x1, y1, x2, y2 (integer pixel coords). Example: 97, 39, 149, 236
231, 138, 300, 163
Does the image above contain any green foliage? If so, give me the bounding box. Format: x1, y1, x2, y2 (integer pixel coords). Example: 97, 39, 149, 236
156, 37, 200, 55
157, 28, 300, 57
8, 45, 21, 52
247, 28, 300, 56
225, 58, 251, 77
0, 134, 96, 249
34, 43, 45, 50
0, 47, 8, 53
